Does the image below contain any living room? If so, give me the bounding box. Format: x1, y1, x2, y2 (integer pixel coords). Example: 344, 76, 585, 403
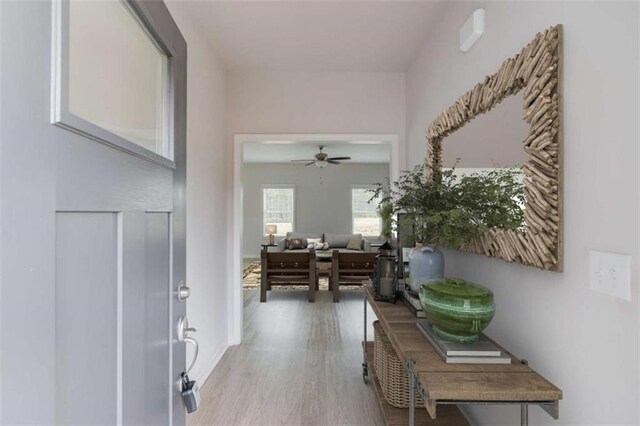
242, 140, 392, 259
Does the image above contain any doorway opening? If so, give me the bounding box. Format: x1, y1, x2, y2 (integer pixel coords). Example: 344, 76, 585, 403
231, 134, 400, 344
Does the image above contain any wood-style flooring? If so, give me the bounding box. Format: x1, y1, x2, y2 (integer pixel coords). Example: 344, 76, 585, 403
188, 289, 384, 425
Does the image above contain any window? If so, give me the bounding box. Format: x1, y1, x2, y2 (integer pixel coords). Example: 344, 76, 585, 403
53, 0, 172, 163
352, 187, 381, 235
263, 186, 295, 236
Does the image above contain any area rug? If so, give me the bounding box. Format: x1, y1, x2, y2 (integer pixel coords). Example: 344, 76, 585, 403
243, 261, 362, 291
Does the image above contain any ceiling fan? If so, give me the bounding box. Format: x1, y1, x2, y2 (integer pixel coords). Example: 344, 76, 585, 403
290, 146, 352, 168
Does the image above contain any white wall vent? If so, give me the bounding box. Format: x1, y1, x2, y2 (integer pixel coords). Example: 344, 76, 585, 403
459, 9, 485, 52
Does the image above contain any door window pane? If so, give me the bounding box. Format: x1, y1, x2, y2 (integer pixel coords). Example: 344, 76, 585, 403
352, 187, 381, 235
263, 187, 294, 235
68, 0, 169, 156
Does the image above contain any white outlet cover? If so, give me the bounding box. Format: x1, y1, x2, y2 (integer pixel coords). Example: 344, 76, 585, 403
588, 250, 631, 301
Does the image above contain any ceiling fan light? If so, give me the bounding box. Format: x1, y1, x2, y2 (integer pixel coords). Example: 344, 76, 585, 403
315, 160, 328, 168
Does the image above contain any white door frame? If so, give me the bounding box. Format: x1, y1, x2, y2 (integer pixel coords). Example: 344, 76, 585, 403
230, 134, 400, 344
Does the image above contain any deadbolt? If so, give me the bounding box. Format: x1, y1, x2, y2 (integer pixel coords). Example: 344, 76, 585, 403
177, 280, 190, 301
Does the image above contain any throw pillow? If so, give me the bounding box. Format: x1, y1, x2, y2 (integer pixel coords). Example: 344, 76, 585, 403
307, 238, 322, 249
307, 238, 327, 250
287, 238, 305, 250
346, 238, 363, 250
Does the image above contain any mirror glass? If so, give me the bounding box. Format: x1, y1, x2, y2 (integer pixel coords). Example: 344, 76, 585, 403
442, 95, 527, 169
441, 94, 528, 227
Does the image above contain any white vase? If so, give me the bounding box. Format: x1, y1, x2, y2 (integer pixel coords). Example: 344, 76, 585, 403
407, 243, 444, 294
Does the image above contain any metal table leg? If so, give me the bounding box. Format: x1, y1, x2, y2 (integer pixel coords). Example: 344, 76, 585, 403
520, 358, 529, 425
408, 359, 415, 426
521, 404, 528, 426
362, 294, 369, 383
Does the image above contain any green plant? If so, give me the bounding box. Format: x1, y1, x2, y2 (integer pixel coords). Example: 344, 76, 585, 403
377, 199, 394, 241
370, 164, 525, 249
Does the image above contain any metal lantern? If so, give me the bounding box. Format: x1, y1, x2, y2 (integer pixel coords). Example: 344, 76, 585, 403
373, 242, 398, 303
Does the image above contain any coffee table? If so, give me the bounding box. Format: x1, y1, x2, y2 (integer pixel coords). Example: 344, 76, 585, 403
315, 250, 332, 261
315, 251, 333, 289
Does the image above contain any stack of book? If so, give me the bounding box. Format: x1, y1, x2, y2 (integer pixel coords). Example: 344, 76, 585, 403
416, 319, 511, 364
400, 287, 426, 318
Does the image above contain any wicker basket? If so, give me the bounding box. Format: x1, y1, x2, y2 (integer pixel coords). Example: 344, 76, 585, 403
373, 321, 424, 408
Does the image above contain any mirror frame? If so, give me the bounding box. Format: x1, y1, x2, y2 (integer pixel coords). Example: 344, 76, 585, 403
426, 25, 563, 271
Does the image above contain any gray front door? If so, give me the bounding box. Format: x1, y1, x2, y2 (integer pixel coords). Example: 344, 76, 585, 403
0, 1, 187, 424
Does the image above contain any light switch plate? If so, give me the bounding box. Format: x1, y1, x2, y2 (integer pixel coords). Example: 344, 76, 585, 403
589, 250, 631, 301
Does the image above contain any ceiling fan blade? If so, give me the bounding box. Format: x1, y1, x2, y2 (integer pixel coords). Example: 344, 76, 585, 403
327, 160, 341, 165
291, 159, 315, 163
304, 161, 316, 166
326, 156, 351, 161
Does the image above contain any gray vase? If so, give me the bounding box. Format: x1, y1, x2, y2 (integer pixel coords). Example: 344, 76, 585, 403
407, 244, 444, 294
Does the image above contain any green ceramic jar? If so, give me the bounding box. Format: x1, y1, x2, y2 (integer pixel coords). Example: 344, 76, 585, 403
419, 277, 495, 344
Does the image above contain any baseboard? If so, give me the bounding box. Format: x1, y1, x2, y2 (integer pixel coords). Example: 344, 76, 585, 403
244, 253, 260, 260
190, 341, 228, 386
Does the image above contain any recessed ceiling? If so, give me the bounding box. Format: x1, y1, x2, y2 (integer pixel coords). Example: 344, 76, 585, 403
166, 1, 446, 72
243, 141, 390, 163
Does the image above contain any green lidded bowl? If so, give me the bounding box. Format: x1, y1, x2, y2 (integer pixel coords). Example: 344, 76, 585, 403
419, 277, 495, 344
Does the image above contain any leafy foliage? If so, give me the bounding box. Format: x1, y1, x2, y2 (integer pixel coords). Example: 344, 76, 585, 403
377, 199, 394, 240
370, 164, 525, 249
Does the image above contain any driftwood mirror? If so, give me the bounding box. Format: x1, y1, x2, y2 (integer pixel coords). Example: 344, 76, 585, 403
426, 25, 563, 271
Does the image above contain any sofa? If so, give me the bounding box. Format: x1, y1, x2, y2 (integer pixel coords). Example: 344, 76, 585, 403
276, 232, 372, 253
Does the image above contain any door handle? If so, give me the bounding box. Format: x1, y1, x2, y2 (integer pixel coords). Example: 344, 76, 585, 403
183, 337, 198, 376
177, 315, 196, 341
177, 280, 190, 301
177, 316, 198, 375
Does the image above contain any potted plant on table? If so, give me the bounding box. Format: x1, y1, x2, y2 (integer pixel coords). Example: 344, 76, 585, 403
371, 164, 525, 294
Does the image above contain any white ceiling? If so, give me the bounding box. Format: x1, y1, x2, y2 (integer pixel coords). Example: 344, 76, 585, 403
243, 140, 391, 163
167, 1, 446, 72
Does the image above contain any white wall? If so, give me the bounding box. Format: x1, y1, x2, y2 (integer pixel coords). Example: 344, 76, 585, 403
227, 71, 407, 167
166, 5, 229, 384
242, 163, 389, 257
407, 2, 639, 425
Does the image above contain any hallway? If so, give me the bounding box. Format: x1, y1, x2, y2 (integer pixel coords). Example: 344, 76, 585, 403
189, 290, 383, 425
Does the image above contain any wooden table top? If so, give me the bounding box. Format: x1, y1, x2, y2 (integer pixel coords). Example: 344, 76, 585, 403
364, 284, 562, 419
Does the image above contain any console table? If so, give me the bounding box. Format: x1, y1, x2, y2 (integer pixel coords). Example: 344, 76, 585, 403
362, 284, 562, 426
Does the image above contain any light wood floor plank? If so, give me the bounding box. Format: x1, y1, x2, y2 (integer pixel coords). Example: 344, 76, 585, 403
188, 290, 384, 425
